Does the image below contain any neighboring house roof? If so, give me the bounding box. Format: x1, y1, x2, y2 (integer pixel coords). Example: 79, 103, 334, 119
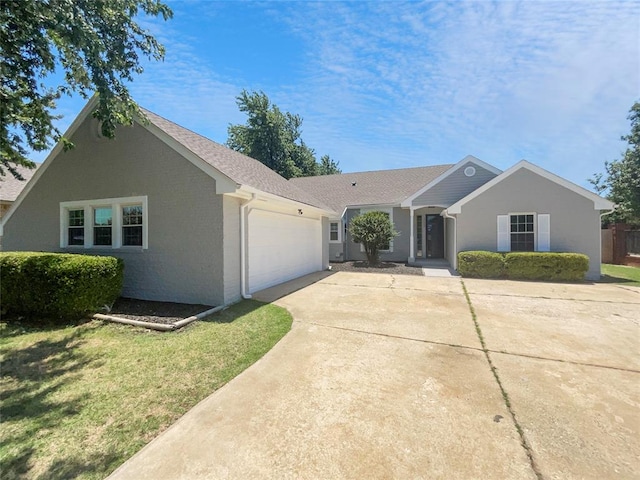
289, 164, 453, 214
0, 164, 39, 202
141, 109, 334, 212
446, 160, 616, 214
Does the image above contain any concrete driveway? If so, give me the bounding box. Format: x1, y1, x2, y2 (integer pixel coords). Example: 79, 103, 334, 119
108, 272, 639, 480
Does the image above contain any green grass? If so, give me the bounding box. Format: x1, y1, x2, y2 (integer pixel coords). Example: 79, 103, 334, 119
600, 263, 640, 287
0, 300, 292, 480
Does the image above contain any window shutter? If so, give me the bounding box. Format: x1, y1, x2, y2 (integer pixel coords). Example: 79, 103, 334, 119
497, 215, 510, 252
537, 214, 550, 252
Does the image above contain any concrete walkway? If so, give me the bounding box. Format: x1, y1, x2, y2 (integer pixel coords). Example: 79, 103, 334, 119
108, 273, 640, 479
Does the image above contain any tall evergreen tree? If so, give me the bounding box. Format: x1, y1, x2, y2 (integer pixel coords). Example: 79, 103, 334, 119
227, 90, 341, 179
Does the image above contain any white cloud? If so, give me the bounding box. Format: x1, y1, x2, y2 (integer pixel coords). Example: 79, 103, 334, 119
30, 0, 640, 188
272, 1, 639, 184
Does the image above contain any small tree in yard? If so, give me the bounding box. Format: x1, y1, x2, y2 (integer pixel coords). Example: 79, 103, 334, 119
349, 211, 398, 266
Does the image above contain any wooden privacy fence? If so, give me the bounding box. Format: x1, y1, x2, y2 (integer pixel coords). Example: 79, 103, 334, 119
602, 224, 640, 264
627, 230, 640, 255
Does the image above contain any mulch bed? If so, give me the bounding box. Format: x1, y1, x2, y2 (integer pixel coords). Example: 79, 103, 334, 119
329, 261, 423, 276
107, 298, 214, 325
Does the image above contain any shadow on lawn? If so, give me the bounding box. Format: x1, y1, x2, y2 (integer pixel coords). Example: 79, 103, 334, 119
0, 325, 106, 479
200, 299, 265, 324
597, 274, 639, 285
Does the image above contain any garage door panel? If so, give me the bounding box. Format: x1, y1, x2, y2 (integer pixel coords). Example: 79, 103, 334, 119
248, 210, 322, 293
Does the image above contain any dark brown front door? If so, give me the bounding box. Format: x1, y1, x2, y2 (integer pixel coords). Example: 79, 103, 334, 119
426, 215, 444, 258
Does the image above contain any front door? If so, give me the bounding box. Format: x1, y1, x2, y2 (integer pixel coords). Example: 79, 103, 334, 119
425, 214, 444, 258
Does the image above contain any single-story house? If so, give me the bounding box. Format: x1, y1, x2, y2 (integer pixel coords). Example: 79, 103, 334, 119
291, 156, 615, 281
1, 98, 614, 305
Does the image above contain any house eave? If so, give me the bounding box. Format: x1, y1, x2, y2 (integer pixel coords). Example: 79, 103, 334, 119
236, 185, 337, 217
446, 160, 615, 214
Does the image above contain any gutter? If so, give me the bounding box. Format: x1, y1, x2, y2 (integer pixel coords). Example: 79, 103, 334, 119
441, 209, 457, 270
240, 194, 258, 299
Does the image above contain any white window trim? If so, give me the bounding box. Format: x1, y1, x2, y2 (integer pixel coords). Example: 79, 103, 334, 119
329, 220, 342, 243
60, 196, 148, 249
359, 207, 394, 253
508, 212, 536, 252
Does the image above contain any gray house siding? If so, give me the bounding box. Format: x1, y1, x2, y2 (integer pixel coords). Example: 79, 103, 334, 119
445, 216, 455, 266
344, 207, 410, 262
321, 217, 330, 268
223, 195, 241, 304
3, 118, 226, 305
455, 168, 602, 280
329, 241, 344, 262
412, 162, 497, 207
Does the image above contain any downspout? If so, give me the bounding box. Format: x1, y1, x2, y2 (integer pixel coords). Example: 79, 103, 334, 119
240, 194, 257, 299
599, 207, 616, 274
442, 209, 457, 270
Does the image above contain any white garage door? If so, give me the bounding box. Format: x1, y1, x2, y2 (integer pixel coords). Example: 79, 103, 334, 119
248, 209, 322, 293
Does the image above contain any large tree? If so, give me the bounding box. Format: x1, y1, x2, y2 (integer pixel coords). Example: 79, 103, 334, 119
227, 90, 341, 179
591, 101, 640, 225
0, 0, 173, 178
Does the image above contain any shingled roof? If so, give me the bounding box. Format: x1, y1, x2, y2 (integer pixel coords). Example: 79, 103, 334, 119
289, 164, 454, 213
0, 164, 39, 203
142, 109, 334, 212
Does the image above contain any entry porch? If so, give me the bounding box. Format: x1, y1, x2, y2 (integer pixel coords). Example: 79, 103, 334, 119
406, 206, 455, 268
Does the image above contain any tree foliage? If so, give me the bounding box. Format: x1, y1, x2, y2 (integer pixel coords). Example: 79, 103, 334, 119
591, 101, 640, 225
227, 90, 341, 179
349, 211, 398, 266
0, 0, 173, 178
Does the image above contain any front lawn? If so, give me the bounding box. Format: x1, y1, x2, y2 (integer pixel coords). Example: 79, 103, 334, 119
0, 300, 292, 479
600, 263, 640, 287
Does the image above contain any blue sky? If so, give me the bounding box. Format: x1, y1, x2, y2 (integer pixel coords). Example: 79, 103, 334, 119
44, 0, 639, 189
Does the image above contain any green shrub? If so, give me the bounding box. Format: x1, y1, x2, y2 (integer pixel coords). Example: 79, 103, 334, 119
504, 252, 589, 281
349, 211, 399, 265
457, 251, 505, 278
0, 252, 124, 320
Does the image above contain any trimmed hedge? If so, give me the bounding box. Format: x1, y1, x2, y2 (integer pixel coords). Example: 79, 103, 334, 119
504, 252, 589, 281
0, 252, 124, 320
457, 251, 505, 278
457, 251, 589, 281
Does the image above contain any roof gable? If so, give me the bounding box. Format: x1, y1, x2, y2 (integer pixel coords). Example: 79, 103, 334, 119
446, 160, 615, 214
140, 109, 333, 211
400, 155, 501, 207
2, 98, 335, 228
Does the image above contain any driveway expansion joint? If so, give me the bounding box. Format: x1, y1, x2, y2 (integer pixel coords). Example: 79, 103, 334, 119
468, 291, 640, 305
461, 279, 545, 480
320, 280, 464, 296
298, 320, 483, 352
488, 350, 640, 374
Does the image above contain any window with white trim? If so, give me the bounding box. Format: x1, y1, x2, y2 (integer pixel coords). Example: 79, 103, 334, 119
510, 214, 534, 251
68, 209, 85, 246
122, 205, 144, 246
93, 207, 113, 246
497, 212, 550, 253
329, 221, 341, 243
61, 196, 148, 249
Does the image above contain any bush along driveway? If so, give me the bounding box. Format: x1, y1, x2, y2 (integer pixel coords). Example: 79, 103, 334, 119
108, 272, 639, 480
0, 300, 292, 480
